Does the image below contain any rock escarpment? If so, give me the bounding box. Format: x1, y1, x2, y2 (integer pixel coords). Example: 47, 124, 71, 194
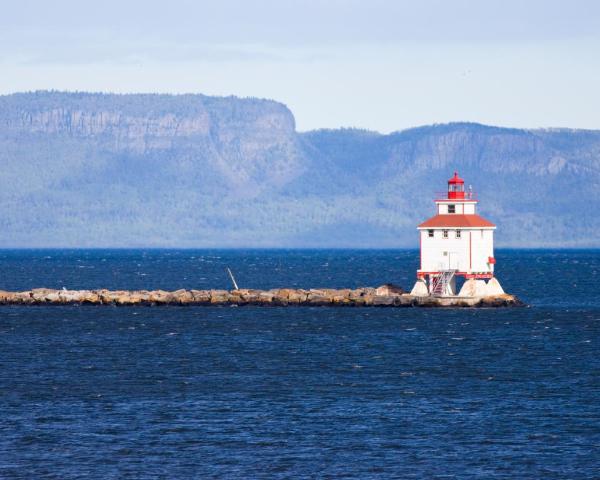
1, 91, 600, 247
0, 287, 524, 307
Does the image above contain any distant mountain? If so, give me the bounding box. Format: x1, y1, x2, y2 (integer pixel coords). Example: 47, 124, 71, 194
1, 91, 599, 247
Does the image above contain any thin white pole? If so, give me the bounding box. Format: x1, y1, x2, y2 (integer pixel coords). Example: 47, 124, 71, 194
227, 267, 239, 290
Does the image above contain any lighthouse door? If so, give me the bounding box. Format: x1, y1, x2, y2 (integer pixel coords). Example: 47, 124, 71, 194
447, 251, 460, 270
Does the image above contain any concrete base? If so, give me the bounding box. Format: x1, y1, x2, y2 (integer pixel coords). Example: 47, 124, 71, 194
458, 277, 505, 298
446, 276, 457, 296
486, 277, 505, 296
410, 278, 429, 297
458, 279, 488, 297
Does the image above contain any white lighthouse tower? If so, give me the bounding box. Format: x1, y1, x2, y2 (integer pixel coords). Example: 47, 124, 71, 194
410, 172, 504, 297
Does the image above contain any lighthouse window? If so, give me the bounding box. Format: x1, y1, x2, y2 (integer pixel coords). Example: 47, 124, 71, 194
443, 230, 449, 238
448, 204, 456, 213
428, 229, 434, 238
456, 230, 461, 238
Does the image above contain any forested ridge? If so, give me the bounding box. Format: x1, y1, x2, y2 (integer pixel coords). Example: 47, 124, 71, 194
1, 91, 599, 247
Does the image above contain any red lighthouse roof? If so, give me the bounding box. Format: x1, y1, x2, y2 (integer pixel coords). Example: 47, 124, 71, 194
448, 171, 464, 185
418, 214, 495, 228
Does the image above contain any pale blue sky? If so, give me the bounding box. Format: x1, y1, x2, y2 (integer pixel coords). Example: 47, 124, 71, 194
1, 0, 599, 132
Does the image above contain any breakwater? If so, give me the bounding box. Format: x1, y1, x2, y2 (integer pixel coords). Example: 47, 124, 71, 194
0, 286, 523, 307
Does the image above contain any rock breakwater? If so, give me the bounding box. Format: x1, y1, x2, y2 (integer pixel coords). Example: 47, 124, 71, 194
0, 287, 524, 307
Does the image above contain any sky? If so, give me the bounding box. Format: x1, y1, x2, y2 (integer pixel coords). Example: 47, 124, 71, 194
1, 0, 599, 132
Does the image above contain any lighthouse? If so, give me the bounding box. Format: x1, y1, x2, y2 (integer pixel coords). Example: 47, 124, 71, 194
410, 172, 504, 297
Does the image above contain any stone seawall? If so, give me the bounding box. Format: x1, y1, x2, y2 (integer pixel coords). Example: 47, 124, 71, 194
0, 287, 524, 308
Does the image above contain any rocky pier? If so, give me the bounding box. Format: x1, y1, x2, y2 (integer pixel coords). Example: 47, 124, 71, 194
0, 285, 524, 308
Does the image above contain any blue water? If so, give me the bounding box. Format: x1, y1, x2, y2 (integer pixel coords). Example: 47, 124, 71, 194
0, 249, 599, 479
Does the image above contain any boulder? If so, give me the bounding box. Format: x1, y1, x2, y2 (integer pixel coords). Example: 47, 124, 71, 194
307, 291, 331, 305
115, 294, 134, 305
0, 290, 12, 303
258, 291, 274, 303
172, 289, 193, 304
270, 289, 291, 305
287, 290, 308, 304
79, 290, 101, 304
332, 290, 353, 305
209, 290, 230, 304
59, 290, 84, 303
31, 288, 58, 302
148, 290, 174, 304
135, 291, 151, 303
269, 288, 292, 305
376, 284, 404, 296
97, 290, 129, 305
190, 290, 211, 304
479, 293, 523, 307
14, 292, 34, 304
308, 289, 326, 296
319, 289, 340, 299
228, 291, 245, 305
234, 289, 261, 303
273, 288, 293, 300
349, 288, 367, 299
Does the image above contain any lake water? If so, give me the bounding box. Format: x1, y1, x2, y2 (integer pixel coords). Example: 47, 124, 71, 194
1, 249, 599, 478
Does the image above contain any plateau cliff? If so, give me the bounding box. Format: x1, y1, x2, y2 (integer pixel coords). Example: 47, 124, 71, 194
1, 91, 599, 247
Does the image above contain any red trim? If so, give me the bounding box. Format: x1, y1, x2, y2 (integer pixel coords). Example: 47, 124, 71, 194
488, 256, 496, 264
464, 273, 493, 279
434, 197, 478, 203
418, 271, 493, 279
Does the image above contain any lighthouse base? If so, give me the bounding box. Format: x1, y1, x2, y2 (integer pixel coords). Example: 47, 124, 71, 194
410, 278, 429, 297
411, 274, 506, 298
458, 277, 505, 298
485, 277, 505, 295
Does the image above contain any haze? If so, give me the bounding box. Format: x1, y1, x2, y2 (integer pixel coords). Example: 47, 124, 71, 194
1, 0, 599, 132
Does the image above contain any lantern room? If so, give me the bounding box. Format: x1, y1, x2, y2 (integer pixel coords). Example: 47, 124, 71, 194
447, 171, 465, 200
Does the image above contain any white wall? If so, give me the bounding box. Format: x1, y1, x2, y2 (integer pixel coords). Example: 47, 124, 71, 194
436, 201, 477, 214
469, 229, 495, 272
419, 228, 494, 273
463, 203, 476, 214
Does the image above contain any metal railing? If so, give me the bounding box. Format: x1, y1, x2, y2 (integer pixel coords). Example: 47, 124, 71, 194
430, 270, 457, 297
434, 191, 478, 201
